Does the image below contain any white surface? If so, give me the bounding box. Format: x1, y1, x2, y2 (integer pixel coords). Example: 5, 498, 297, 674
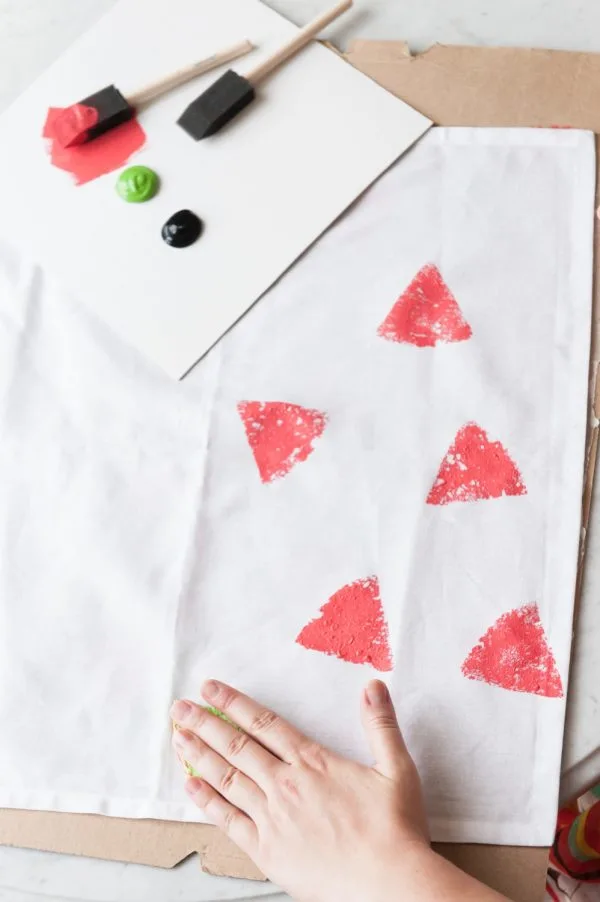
6, 0, 600, 116
1, 1, 600, 900
0, 0, 429, 379
0, 849, 277, 902
0, 127, 594, 839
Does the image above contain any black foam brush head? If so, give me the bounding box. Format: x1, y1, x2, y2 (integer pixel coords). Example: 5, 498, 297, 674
177, 70, 256, 140
54, 85, 133, 148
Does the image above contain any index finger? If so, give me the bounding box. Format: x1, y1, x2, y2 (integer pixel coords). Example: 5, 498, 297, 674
201, 680, 307, 764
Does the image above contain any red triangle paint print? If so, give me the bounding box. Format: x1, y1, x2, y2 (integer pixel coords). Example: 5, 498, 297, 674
461, 604, 563, 698
296, 576, 393, 672
427, 422, 526, 506
238, 401, 327, 484
377, 264, 472, 348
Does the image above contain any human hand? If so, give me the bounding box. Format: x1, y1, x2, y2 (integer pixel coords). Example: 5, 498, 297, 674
170, 679, 430, 902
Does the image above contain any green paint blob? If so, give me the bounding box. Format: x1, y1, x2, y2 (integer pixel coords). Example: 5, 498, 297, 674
116, 165, 159, 203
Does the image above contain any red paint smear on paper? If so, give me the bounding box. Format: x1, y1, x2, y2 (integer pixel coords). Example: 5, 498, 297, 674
51, 103, 99, 148
427, 422, 527, 506
43, 107, 145, 186
296, 576, 393, 672
461, 604, 563, 698
377, 263, 472, 348
238, 401, 327, 484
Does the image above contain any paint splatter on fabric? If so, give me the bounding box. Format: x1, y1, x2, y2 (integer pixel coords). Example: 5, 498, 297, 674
377, 263, 472, 348
296, 576, 393, 672
427, 422, 526, 506
238, 401, 327, 484
43, 107, 146, 186
462, 604, 563, 697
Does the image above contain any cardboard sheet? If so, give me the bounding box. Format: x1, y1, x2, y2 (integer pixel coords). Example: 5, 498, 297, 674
2, 39, 600, 902
0, 0, 430, 379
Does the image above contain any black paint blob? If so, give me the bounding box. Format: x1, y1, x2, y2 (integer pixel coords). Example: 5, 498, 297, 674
161, 209, 203, 248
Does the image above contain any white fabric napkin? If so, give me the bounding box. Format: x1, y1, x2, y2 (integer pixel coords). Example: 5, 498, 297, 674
0, 128, 594, 844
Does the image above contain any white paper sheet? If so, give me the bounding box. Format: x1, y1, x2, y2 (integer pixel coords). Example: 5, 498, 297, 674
0, 128, 593, 845
0, 0, 430, 379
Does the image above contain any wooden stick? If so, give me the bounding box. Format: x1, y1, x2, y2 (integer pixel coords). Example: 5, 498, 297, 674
129, 40, 255, 107
246, 0, 352, 86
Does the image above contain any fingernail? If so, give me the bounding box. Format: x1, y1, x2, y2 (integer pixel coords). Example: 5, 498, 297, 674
202, 679, 219, 701
366, 681, 389, 706
170, 699, 192, 721
185, 777, 204, 797
173, 728, 192, 749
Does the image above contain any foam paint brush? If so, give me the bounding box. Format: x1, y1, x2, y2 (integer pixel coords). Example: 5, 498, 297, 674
52, 40, 255, 148
177, 0, 352, 140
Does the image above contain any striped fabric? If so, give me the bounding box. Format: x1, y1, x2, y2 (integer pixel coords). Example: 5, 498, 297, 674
547, 782, 600, 900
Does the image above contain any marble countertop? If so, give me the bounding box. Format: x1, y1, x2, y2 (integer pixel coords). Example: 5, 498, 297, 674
0, 1, 599, 899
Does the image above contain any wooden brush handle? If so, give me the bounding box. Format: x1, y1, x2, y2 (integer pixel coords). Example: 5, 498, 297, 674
247, 0, 352, 86
128, 40, 255, 107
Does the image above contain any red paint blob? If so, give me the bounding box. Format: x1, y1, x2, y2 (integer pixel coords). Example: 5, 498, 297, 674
238, 400, 327, 484
378, 263, 472, 348
296, 576, 393, 672
427, 422, 527, 506
52, 103, 99, 148
43, 106, 145, 186
461, 604, 563, 698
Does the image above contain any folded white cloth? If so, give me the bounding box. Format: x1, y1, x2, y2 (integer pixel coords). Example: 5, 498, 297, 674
0, 128, 594, 844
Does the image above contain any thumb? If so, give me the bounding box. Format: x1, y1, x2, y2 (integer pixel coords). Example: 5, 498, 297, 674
361, 680, 408, 778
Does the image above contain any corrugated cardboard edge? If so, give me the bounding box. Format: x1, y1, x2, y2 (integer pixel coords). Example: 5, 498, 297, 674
0, 810, 263, 879
345, 41, 600, 132
0, 809, 548, 898
1, 40, 598, 901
